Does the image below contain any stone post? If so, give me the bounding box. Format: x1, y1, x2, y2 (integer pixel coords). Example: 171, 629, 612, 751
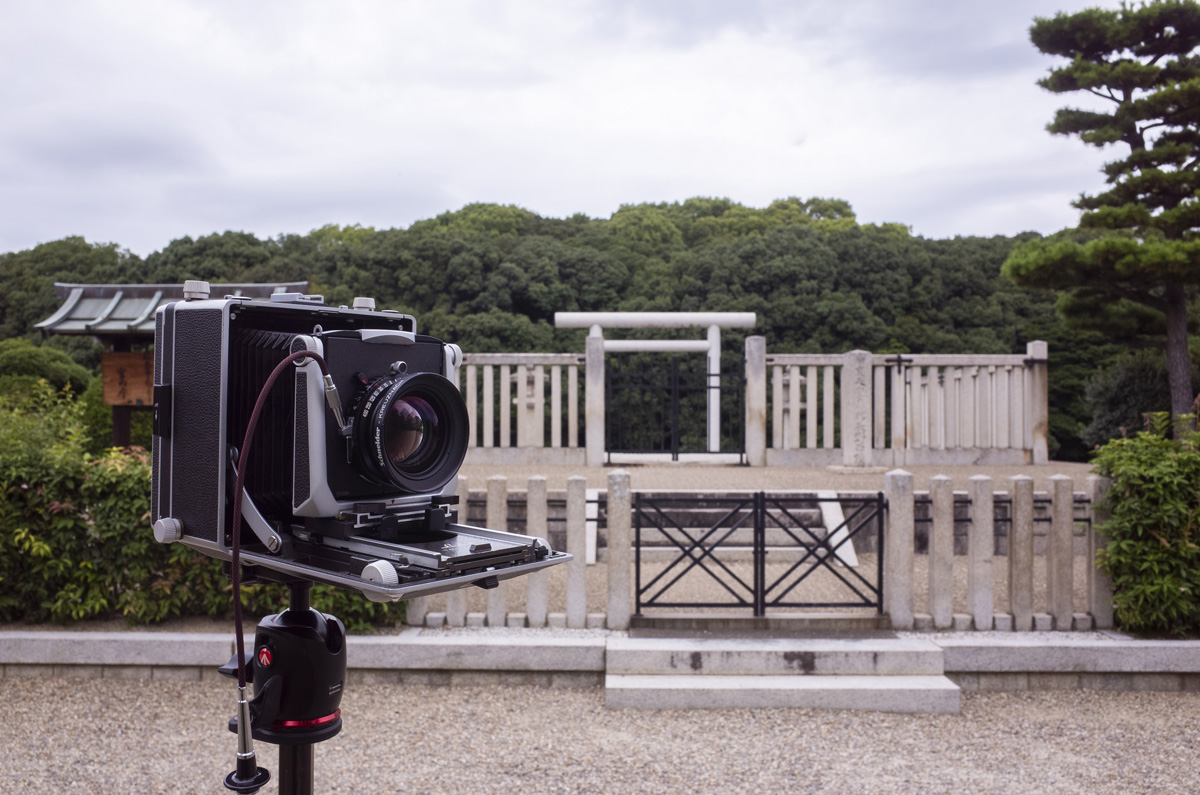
526, 475, 549, 628
707, 324, 720, 453
445, 475, 469, 626
464, 364, 477, 448
566, 475, 588, 628
1009, 475, 1035, 632
585, 332, 605, 467
405, 595, 429, 627
744, 336, 767, 467
1087, 475, 1115, 629
1027, 340, 1049, 465
841, 350, 874, 467
928, 475, 954, 629
606, 470, 632, 629
1047, 474, 1075, 630
486, 475, 508, 626
883, 469, 914, 629
967, 475, 994, 630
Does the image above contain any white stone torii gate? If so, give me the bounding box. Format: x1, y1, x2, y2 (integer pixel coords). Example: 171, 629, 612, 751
554, 312, 757, 466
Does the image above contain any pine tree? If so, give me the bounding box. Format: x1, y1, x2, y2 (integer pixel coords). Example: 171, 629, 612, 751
1004, 0, 1200, 417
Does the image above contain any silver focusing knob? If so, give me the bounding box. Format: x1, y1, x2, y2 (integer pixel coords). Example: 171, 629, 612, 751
352, 296, 376, 311
362, 560, 399, 586
182, 280, 210, 301
153, 518, 183, 544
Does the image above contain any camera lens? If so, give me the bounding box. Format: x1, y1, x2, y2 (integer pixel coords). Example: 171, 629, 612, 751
383, 396, 438, 466
352, 372, 468, 493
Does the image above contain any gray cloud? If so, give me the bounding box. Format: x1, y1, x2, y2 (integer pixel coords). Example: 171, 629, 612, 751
598, 0, 1102, 81
0, 0, 1132, 257
6, 123, 214, 178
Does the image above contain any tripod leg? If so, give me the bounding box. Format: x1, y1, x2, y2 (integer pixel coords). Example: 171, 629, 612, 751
278, 744, 314, 795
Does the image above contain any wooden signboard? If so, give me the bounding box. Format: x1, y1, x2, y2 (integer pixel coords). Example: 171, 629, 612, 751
102, 352, 154, 406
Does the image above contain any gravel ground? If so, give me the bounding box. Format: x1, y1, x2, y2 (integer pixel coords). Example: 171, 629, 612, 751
4, 676, 1197, 794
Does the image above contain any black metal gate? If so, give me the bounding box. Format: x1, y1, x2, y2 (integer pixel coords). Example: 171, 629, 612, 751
605, 354, 744, 460
633, 492, 885, 616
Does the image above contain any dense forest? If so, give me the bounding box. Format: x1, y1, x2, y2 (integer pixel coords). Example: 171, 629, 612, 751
0, 197, 1175, 460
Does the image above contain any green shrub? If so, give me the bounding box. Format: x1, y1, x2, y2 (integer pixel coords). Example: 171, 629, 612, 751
79, 378, 152, 456
0, 381, 95, 620
1092, 413, 1200, 635
0, 338, 91, 394
0, 380, 404, 630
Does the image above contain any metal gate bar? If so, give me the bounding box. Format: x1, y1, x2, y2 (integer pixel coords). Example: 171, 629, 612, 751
762, 497, 883, 609
634, 492, 884, 616
606, 354, 744, 460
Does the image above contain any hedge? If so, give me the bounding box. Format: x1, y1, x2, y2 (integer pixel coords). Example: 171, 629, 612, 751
0, 382, 404, 632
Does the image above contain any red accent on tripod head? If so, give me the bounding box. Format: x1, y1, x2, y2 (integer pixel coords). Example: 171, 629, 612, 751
272, 709, 341, 729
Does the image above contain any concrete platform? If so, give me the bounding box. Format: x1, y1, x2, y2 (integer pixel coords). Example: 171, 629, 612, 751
605, 673, 961, 712
931, 636, 1200, 673
630, 613, 889, 633
607, 636, 943, 676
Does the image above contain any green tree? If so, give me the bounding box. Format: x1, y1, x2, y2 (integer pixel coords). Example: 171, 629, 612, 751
0, 237, 141, 345
1003, 1, 1200, 418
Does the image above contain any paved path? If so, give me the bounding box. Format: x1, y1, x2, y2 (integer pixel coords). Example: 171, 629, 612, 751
3, 676, 1196, 793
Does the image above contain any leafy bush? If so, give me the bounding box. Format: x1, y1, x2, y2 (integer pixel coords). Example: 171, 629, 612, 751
79, 378, 152, 457
1092, 413, 1200, 635
0, 338, 91, 395
0, 381, 403, 630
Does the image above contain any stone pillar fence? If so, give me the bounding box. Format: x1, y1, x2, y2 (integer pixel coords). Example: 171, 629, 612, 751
744, 338, 1050, 468
456, 339, 1049, 468
882, 469, 1114, 632
412, 468, 1115, 634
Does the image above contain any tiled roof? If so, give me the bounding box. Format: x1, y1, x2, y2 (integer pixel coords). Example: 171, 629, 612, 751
35, 282, 307, 337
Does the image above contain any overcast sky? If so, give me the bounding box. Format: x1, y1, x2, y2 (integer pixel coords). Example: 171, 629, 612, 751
0, 0, 1126, 256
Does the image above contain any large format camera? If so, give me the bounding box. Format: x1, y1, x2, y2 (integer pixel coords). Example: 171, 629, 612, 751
149, 283, 568, 601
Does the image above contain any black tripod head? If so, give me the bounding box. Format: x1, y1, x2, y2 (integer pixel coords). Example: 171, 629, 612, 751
220, 580, 347, 793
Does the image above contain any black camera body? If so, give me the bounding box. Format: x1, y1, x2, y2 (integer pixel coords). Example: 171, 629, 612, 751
150, 285, 568, 601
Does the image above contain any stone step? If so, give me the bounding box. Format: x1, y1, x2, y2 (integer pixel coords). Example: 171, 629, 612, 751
607, 637, 943, 677
629, 613, 890, 633
605, 674, 961, 712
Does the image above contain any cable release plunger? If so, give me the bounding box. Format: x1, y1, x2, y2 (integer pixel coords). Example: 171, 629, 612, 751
224, 685, 270, 793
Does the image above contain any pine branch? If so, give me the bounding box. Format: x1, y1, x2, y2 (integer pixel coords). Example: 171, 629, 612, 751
1088, 87, 1121, 103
